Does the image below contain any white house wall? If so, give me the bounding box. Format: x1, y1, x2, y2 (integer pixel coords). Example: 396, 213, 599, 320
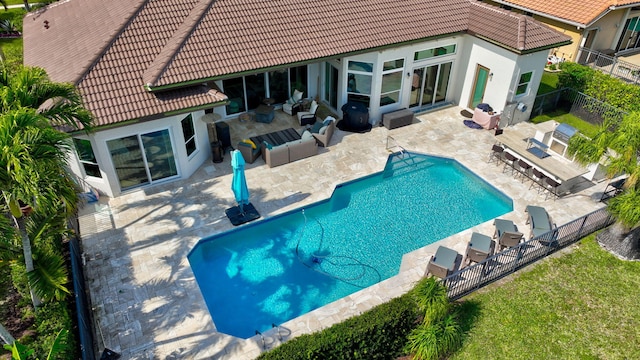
75, 35, 551, 198
73, 110, 208, 197
340, 36, 464, 123
460, 37, 518, 115
510, 51, 548, 124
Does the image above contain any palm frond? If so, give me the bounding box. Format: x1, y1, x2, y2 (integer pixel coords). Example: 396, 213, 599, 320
29, 247, 70, 302
45, 329, 69, 360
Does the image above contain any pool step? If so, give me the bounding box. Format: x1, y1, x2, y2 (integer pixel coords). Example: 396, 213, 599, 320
384, 152, 434, 177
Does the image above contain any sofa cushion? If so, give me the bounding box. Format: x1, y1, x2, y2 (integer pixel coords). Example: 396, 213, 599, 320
263, 141, 273, 150
310, 121, 323, 133
301, 130, 314, 140
319, 125, 328, 135
308, 100, 318, 114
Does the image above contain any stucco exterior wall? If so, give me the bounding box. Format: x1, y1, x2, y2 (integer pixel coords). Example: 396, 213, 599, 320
71, 35, 554, 198
459, 37, 518, 114
72, 110, 208, 197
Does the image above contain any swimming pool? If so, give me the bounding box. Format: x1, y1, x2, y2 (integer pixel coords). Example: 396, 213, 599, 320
188, 153, 512, 338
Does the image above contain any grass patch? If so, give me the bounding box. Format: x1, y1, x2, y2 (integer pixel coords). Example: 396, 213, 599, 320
530, 109, 600, 138
537, 72, 560, 95
451, 235, 640, 359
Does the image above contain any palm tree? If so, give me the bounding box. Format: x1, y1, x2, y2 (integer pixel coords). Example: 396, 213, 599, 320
568, 111, 640, 259
0, 65, 93, 129
0, 65, 93, 308
1, 109, 76, 307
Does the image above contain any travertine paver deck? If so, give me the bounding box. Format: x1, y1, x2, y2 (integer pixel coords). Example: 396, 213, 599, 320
79, 106, 606, 359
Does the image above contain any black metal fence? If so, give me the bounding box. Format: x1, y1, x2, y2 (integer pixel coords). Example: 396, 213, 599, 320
68, 217, 96, 360
443, 208, 614, 300
531, 88, 627, 126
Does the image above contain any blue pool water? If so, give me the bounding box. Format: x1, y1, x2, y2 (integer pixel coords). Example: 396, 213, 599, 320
188, 153, 512, 338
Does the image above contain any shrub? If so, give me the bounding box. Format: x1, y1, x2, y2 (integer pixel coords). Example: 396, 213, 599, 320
404, 278, 463, 360
558, 62, 593, 92
257, 294, 419, 359
558, 62, 640, 113
33, 301, 76, 359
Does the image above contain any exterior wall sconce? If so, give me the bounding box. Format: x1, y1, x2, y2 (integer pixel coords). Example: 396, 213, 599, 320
489, 72, 494, 80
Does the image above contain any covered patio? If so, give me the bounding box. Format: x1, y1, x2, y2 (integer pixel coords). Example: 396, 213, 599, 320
78, 106, 607, 359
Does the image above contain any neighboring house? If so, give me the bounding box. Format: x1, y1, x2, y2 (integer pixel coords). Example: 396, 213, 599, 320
484, 0, 640, 64
23, 0, 570, 198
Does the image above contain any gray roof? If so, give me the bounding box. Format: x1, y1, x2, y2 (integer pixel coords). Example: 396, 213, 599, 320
23, 0, 570, 128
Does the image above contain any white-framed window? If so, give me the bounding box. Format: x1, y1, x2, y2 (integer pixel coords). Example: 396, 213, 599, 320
414, 44, 456, 61
616, 16, 640, 52
515, 71, 533, 96
380, 58, 404, 107
73, 138, 102, 178
181, 114, 196, 156
347, 60, 373, 107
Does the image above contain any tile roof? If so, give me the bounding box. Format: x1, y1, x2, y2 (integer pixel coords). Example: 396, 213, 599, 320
23, 0, 570, 128
468, 3, 572, 50
492, 0, 640, 27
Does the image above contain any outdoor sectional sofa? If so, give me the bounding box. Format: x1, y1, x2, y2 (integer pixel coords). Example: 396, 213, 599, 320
250, 128, 318, 168
262, 135, 317, 167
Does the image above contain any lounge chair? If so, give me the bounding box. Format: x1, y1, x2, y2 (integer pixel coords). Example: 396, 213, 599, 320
426, 246, 460, 279
464, 232, 494, 265
525, 205, 553, 239
493, 219, 523, 250
600, 177, 626, 202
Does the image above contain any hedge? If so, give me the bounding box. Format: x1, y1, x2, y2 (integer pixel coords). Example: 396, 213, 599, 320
257, 294, 419, 360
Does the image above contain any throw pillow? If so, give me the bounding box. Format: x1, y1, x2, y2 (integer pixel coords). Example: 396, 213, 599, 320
322, 118, 333, 127
293, 89, 303, 102
319, 125, 328, 135
310, 121, 323, 134
301, 130, 314, 140
309, 100, 318, 114
263, 141, 273, 150
241, 139, 257, 149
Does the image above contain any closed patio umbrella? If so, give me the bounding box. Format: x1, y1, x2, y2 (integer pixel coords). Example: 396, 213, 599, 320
226, 150, 260, 225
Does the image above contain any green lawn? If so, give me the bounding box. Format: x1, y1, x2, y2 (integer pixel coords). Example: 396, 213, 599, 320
530, 110, 600, 138
451, 235, 640, 359
537, 71, 560, 95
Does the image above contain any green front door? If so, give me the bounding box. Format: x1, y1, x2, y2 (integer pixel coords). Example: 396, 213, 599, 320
469, 65, 490, 109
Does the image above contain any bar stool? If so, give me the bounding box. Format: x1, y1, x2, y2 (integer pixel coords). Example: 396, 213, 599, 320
529, 168, 547, 194
488, 144, 504, 165
502, 152, 518, 174
545, 177, 561, 200
514, 159, 532, 182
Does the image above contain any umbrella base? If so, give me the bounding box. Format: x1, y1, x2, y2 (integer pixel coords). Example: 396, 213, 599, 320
225, 203, 260, 226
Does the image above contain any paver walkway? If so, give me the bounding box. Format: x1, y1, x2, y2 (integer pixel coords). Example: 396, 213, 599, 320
79, 106, 606, 359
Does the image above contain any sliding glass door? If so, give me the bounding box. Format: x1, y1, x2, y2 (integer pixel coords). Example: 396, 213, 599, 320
107, 129, 178, 191
409, 62, 452, 110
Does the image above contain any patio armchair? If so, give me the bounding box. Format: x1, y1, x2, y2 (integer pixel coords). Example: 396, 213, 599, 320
426, 246, 461, 279
282, 89, 304, 116
297, 100, 319, 126
309, 116, 336, 147
237, 139, 261, 164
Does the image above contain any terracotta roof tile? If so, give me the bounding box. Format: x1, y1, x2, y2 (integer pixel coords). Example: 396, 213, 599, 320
495, 0, 640, 26
24, 0, 569, 128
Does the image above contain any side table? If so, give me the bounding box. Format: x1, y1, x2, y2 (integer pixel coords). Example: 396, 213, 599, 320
255, 104, 274, 123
